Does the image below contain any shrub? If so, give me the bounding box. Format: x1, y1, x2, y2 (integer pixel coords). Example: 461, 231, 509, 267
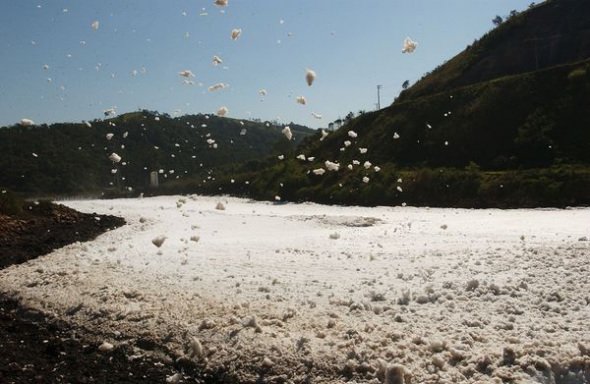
0, 190, 24, 216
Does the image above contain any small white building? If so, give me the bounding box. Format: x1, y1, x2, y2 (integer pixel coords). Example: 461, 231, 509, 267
149, 171, 159, 188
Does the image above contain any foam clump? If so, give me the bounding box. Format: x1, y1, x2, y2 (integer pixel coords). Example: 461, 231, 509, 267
152, 235, 167, 248
20, 118, 35, 126
383, 364, 410, 384
282, 126, 293, 140
261, 356, 274, 368
178, 70, 194, 78
305, 68, 316, 86
231, 28, 242, 40
402, 37, 418, 53
166, 373, 182, 383
216, 106, 229, 117
108, 153, 121, 163
325, 161, 340, 171
98, 341, 114, 352
208, 82, 227, 92
189, 336, 204, 359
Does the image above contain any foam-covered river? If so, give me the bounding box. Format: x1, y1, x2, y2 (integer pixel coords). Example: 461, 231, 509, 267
1, 196, 589, 383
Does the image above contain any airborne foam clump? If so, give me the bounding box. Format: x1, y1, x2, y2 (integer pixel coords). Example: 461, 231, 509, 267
393, 132, 400, 139
259, 89, 267, 96
402, 37, 418, 53
348, 130, 358, 138
320, 130, 329, 141
216, 106, 229, 117
325, 161, 340, 171
108, 153, 122, 163
178, 69, 195, 78
231, 28, 242, 40
362, 176, 370, 183
214, 0, 228, 7
151, 235, 167, 248
208, 83, 227, 92
212, 55, 223, 65
296, 96, 307, 105
311, 112, 322, 119
305, 68, 316, 86
313, 168, 326, 175
282, 126, 293, 140
106, 133, 114, 141
91, 20, 99, 31
20, 118, 35, 126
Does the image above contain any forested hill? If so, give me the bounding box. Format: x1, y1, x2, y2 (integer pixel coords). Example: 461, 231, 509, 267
199, 0, 590, 208
0, 111, 314, 196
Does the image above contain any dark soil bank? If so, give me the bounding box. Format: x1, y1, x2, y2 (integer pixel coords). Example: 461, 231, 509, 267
0, 202, 125, 269
0, 201, 239, 384
0, 202, 174, 383
0, 296, 173, 384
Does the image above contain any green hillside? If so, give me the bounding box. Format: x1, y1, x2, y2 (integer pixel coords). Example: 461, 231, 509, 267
0, 111, 314, 196
200, 0, 590, 208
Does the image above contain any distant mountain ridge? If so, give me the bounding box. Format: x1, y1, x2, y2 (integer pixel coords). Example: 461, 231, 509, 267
0, 111, 314, 196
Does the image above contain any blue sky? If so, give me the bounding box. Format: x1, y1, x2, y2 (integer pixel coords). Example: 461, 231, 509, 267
0, 0, 536, 129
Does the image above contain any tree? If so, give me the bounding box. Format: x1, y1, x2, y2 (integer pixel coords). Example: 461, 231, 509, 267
492, 15, 503, 26
514, 108, 555, 167
345, 112, 355, 122
402, 80, 410, 90
509, 10, 519, 19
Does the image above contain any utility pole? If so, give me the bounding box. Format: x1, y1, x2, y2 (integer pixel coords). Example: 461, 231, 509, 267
376, 85, 382, 110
